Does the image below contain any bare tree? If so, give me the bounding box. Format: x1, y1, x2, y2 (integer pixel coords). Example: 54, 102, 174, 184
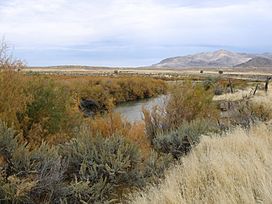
0, 38, 25, 70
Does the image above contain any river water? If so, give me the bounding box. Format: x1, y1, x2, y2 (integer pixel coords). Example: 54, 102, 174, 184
114, 95, 168, 123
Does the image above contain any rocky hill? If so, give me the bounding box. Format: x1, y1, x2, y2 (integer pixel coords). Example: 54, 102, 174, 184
236, 57, 272, 68
153, 50, 272, 68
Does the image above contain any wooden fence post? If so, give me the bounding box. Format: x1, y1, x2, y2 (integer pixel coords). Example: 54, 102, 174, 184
265, 76, 271, 92
253, 84, 259, 95
228, 79, 234, 93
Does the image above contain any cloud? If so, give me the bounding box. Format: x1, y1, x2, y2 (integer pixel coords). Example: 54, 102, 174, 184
0, 0, 272, 66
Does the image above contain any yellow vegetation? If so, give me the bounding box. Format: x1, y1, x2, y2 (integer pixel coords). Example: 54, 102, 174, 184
88, 113, 151, 157
0, 71, 29, 129
0, 70, 167, 146
88, 112, 130, 137
130, 121, 272, 204
144, 82, 219, 138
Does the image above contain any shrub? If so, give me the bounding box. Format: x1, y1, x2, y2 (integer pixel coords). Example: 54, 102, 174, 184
0, 121, 17, 159
0, 121, 66, 203
0, 121, 174, 203
64, 76, 167, 111
144, 82, 219, 140
165, 82, 219, 128
152, 119, 219, 159
0, 70, 167, 146
60, 129, 143, 203
16, 78, 77, 145
0, 71, 29, 129
88, 112, 152, 158
126, 122, 151, 158
88, 112, 130, 137
142, 151, 173, 183
202, 77, 216, 90
214, 86, 224, 95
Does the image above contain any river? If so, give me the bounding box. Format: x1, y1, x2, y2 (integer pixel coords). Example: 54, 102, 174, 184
114, 95, 168, 123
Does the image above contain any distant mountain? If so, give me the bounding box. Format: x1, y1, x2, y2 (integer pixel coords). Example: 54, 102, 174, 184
235, 57, 272, 68
153, 50, 272, 68
262, 53, 272, 59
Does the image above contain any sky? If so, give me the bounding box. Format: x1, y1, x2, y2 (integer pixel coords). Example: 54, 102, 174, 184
0, 0, 272, 67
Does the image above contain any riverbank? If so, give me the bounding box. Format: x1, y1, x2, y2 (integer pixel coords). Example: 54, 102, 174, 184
0, 71, 168, 145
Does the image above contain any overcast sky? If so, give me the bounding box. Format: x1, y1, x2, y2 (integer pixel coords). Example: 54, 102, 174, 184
0, 0, 272, 66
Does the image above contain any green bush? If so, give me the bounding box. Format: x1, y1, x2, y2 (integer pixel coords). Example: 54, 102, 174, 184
144, 82, 219, 140
29, 80, 70, 132
0, 121, 17, 158
71, 76, 167, 111
165, 82, 218, 128
60, 127, 178, 203
60, 128, 143, 203
142, 151, 173, 183
214, 86, 224, 95
0, 121, 65, 203
0, 120, 178, 203
16, 78, 79, 144
153, 119, 219, 159
202, 77, 216, 91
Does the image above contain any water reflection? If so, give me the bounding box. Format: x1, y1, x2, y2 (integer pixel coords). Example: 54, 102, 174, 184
114, 95, 168, 123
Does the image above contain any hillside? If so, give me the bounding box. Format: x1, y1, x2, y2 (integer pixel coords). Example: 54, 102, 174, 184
153, 50, 272, 69
235, 56, 272, 68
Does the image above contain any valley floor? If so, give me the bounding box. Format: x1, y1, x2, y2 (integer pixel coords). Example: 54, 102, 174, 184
24, 67, 272, 82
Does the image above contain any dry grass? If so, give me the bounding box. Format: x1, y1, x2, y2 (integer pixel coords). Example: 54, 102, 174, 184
214, 85, 272, 123
213, 89, 252, 101
213, 82, 272, 102
250, 90, 272, 116
129, 121, 272, 204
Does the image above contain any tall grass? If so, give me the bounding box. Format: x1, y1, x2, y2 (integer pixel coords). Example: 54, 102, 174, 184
129, 122, 272, 204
